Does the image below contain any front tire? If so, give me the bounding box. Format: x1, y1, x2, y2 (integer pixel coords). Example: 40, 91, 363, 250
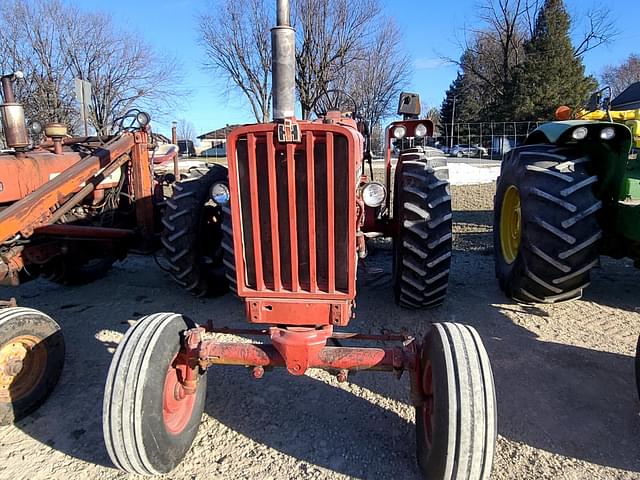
414, 323, 496, 479
103, 313, 207, 475
494, 145, 602, 303
393, 147, 452, 309
0, 307, 65, 425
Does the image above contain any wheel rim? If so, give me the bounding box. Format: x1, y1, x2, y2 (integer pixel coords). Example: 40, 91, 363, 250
500, 185, 522, 264
420, 361, 434, 449
0, 335, 47, 403
162, 354, 196, 435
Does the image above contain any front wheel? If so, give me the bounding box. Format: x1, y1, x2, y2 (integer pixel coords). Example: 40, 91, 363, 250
414, 323, 496, 479
103, 313, 207, 475
0, 307, 65, 425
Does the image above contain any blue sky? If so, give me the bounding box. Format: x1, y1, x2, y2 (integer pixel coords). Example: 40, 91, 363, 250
80, 0, 640, 137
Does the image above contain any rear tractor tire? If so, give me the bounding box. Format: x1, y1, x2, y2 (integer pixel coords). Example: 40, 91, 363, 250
414, 322, 496, 480
0, 307, 65, 425
103, 313, 207, 476
494, 145, 602, 303
162, 165, 230, 296
393, 147, 452, 309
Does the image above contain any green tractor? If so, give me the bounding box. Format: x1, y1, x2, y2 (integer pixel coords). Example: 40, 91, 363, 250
494, 83, 640, 304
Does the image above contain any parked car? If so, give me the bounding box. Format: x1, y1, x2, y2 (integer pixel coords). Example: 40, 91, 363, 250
200, 146, 227, 158
450, 144, 488, 157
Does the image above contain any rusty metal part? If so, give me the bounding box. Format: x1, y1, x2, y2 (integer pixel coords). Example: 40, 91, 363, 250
0, 104, 29, 149
0, 298, 17, 309
0, 152, 84, 203
227, 123, 362, 308
47, 155, 131, 226
0, 73, 29, 150
272, 0, 295, 120
33, 224, 134, 239
0, 247, 23, 286
193, 325, 418, 379
207, 325, 410, 343
246, 298, 352, 326
0, 334, 47, 403
0, 133, 135, 243
1, 75, 17, 103
162, 353, 197, 434
130, 131, 155, 239
182, 327, 205, 395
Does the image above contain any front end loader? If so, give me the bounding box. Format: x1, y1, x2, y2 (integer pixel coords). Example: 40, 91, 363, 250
0, 69, 207, 424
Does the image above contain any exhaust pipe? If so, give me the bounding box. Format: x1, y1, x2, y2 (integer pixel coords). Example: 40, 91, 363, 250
271, 0, 295, 120
1, 72, 29, 150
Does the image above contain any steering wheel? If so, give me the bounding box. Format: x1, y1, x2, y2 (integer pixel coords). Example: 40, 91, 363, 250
314, 89, 360, 119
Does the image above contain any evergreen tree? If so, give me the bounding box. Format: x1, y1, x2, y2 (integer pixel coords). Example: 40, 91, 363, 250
440, 72, 482, 127
511, 0, 596, 120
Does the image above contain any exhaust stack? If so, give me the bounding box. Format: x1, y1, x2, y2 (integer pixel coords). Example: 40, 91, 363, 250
271, 0, 295, 120
1, 72, 29, 150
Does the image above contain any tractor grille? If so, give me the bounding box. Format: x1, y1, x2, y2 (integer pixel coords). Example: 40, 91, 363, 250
229, 125, 357, 297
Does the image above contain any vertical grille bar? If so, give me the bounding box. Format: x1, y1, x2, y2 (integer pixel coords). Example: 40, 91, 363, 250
246, 133, 265, 290
266, 132, 281, 290
326, 132, 335, 293
286, 143, 299, 291
306, 132, 317, 292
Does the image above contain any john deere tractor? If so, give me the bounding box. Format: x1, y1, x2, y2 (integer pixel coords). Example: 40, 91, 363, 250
494, 83, 640, 303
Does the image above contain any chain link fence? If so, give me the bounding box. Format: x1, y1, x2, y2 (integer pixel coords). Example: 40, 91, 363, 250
435, 121, 543, 159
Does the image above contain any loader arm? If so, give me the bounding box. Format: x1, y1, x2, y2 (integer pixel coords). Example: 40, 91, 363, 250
0, 133, 137, 244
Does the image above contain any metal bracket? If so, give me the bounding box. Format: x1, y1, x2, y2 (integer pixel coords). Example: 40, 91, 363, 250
277, 119, 302, 143
0, 298, 17, 309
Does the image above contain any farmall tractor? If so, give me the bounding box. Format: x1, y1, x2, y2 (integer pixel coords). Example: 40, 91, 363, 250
494, 84, 639, 303
102, 2, 497, 478
0, 70, 221, 424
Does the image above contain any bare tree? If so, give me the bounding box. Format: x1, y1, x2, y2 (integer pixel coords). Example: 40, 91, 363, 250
344, 20, 411, 127
602, 54, 640, 97
0, 0, 183, 136
294, 0, 380, 119
176, 119, 196, 142
0, 0, 77, 129
572, 7, 619, 57
199, 0, 272, 123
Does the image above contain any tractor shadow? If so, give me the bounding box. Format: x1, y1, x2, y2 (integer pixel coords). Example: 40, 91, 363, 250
351, 250, 640, 474
2, 251, 639, 477
0, 258, 422, 480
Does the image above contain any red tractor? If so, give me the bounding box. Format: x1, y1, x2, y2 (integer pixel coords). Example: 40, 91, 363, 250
102, 1, 497, 478
0, 70, 190, 424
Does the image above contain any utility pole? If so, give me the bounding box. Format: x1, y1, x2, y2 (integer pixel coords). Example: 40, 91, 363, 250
450, 96, 456, 149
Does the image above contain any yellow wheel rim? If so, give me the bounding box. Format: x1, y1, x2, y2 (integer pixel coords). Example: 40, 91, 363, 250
0, 335, 47, 403
500, 185, 522, 264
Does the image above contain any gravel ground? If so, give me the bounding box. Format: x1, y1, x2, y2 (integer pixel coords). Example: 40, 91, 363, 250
1, 182, 639, 480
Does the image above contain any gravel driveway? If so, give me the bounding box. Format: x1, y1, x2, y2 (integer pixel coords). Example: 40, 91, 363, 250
0, 182, 638, 480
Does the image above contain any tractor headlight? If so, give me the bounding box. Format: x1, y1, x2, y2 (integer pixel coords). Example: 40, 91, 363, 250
136, 111, 151, 127
29, 120, 43, 135
393, 125, 407, 140
415, 123, 427, 138
210, 182, 230, 205
600, 127, 616, 140
361, 182, 386, 208
571, 126, 588, 140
